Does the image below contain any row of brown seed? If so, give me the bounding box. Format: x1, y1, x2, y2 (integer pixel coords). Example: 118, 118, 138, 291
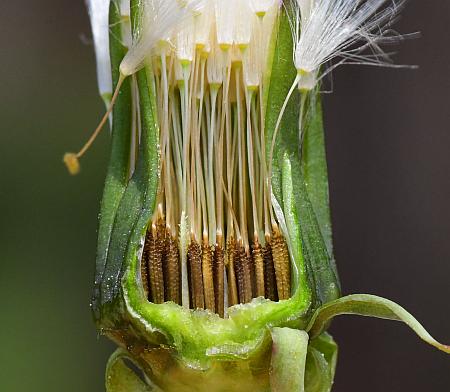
141, 219, 291, 318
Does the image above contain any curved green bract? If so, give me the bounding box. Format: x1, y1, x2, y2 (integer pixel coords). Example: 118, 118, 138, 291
301, 97, 340, 293
93, 0, 160, 327
264, 10, 299, 206
264, 13, 340, 310
270, 328, 309, 392
281, 156, 309, 299
301, 98, 333, 261
290, 155, 340, 308
98, 65, 160, 323
92, 0, 133, 323
307, 294, 450, 354
305, 333, 338, 392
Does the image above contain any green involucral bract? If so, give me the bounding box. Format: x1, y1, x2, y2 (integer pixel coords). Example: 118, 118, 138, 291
92, 0, 133, 326
91, 2, 449, 391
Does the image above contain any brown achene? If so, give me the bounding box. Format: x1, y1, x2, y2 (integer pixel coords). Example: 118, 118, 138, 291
141, 211, 291, 317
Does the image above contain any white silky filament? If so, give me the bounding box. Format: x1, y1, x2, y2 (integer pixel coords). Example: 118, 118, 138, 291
120, 0, 205, 76
292, 0, 406, 90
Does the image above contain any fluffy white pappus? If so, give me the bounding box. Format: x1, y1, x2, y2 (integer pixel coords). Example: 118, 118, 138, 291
289, 0, 407, 90
119, 0, 206, 76
86, 0, 112, 98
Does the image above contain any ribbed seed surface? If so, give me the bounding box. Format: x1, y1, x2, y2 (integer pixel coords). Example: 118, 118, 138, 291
252, 241, 265, 298
214, 245, 225, 317
165, 234, 180, 304
271, 228, 291, 300
235, 245, 252, 304
242, 250, 253, 303
225, 238, 239, 306
248, 245, 256, 297
234, 245, 245, 305
143, 224, 164, 303
263, 242, 278, 301
140, 220, 292, 315
188, 242, 204, 309
202, 243, 215, 313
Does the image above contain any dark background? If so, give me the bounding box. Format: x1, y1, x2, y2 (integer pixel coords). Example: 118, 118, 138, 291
0, 1, 448, 391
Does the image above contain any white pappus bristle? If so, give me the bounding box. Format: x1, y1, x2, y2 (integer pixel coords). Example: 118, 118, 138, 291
291, 0, 406, 90
120, 0, 206, 76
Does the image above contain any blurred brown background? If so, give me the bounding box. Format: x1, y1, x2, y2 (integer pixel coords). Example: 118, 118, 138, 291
0, 1, 448, 391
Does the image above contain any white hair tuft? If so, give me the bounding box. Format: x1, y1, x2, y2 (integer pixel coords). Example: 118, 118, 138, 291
289, 0, 407, 90
120, 0, 206, 76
